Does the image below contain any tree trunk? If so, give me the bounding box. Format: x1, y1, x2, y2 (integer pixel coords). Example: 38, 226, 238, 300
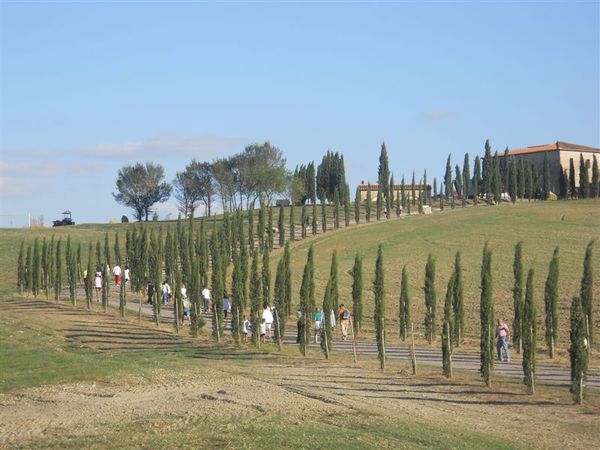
350, 316, 358, 365
410, 322, 417, 375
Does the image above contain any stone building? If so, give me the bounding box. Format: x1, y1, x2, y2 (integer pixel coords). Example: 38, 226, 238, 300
498, 141, 599, 193
357, 183, 432, 202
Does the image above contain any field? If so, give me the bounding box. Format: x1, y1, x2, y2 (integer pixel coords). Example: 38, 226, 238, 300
1, 200, 599, 448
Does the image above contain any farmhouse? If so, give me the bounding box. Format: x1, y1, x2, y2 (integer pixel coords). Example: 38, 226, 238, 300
498, 141, 599, 194
357, 183, 432, 202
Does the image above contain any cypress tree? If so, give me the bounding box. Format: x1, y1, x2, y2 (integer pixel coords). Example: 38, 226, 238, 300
250, 251, 262, 347
400, 176, 406, 211
149, 230, 161, 325
102, 259, 109, 312
240, 242, 249, 311
365, 184, 372, 222
114, 232, 121, 266
569, 158, 577, 199
455, 165, 463, 206
283, 242, 292, 317
591, 155, 599, 198
47, 236, 55, 293
321, 201, 327, 232
580, 240, 594, 349
258, 203, 266, 251
376, 189, 382, 221
423, 254, 437, 343
54, 239, 62, 301
95, 240, 102, 268
68, 251, 77, 305
452, 251, 464, 346
231, 254, 243, 343
543, 152, 550, 199
248, 208, 255, 254
351, 253, 363, 334
24, 243, 32, 295
480, 243, 494, 388
301, 203, 307, 239
322, 251, 338, 358
278, 205, 285, 247
509, 158, 517, 203
474, 156, 481, 205
267, 206, 274, 250
211, 235, 225, 340
190, 252, 202, 337
354, 186, 361, 224
544, 247, 559, 358
517, 159, 525, 200
85, 250, 93, 309
423, 170, 428, 206
103, 232, 111, 267
41, 238, 49, 299
17, 240, 25, 294
32, 238, 41, 297
442, 273, 455, 378
262, 248, 271, 306
483, 139, 492, 202
399, 265, 410, 341
463, 153, 471, 205
492, 152, 501, 204
526, 163, 534, 201
344, 183, 351, 226
373, 244, 386, 369
522, 268, 536, 394
389, 174, 395, 218
119, 268, 127, 317
333, 191, 340, 229
299, 246, 315, 356
579, 154, 590, 199
512, 241, 524, 353
411, 172, 417, 207
273, 258, 286, 346
444, 154, 453, 204
569, 296, 588, 404
312, 202, 318, 235
289, 203, 296, 241
378, 142, 390, 212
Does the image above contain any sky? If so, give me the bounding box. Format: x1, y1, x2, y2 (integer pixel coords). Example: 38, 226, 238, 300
1, 1, 599, 226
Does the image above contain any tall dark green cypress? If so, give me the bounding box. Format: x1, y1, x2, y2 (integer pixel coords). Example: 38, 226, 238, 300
344, 184, 351, 226
473, 156, 481, 205
114, 232, 121, 266
267, 206, 274, 250
452, 251, 464, 347
24, 243, 32, 295
312, 202, 318, 235
375, 189, 382, 221
483, 139, 492, 202
298, 245, 315, 356
569, 158, 577, 199
41, 238, 49, 299
54, 239, 62, 301
119, 268, 126, 317
17, 240, 25, 294
444, 154, 453, 204
493, 153, 502, 204
411, 172, 417, 207
365, 184, 372, 222
480, 243, 494, 388
278, 205, 285, 247
258, 203, 266, 251
399, 265, 410, 341
333, 191, 340, 228
591, 155, 599, 198
463, 153, 471, 205
455, 165, 463, 206
373, 244, 386, 369
86, 250, 93, 309
389, 175, 395, 218
509, 158, 517, 203
351, 253, 363, 334
321, 201, 327, 232
32, 238, 41, 297
543, 152, 550, 199
512, 241, 524, 353
250, 251, 262, 347
522, 268, 536, 394
68, 251, 77, 305
262, 249, 271, 306
211, 235, 225, 340
273, 258, 286, 346
569, 296, 588, 404
231, 254, 243, 343
289, 203, 296, 241
579, 154, 590, 199
442, 273, 455, 378
378, 142, 391, 214
544, 247, 559, 358
580, 240, 594, 349
423, 254, 436, 344
354, 186, 361, 224
248, 209, 255, 255
283, 242, 292, 317
301, 203, 307, 238
322, 251, 338, 358
400, 176, 406, 211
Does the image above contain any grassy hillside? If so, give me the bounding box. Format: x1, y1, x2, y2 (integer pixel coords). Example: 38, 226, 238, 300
283, 200, 599, 352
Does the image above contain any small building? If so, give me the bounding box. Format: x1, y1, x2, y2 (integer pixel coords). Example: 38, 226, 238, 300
357, 183, 432, 203
498, 141, 599, 193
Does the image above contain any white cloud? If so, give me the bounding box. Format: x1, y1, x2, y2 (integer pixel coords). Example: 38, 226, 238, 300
83, 135, 245, 159
0, 175, 34, 199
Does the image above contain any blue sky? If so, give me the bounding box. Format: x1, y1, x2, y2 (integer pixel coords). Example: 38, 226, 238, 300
1, 1, 598, 226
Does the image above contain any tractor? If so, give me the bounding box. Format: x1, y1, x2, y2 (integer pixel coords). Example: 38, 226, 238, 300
52, 210, 75, 227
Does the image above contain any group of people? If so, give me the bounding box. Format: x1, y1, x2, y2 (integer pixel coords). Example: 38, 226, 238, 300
82, 263, 130, 301
298, 303, 352, 344
242, 304, 274, 343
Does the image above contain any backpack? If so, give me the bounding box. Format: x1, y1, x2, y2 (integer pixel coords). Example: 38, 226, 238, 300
342, 309, 350, 319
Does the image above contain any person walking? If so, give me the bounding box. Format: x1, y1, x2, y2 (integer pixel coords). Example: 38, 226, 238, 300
223, 294, 231, 319
124, 266, 130, 284
112, 263, 122, 287
313, 308, 322, 344
94, 271, 102, 301
337, 304, 350, 340
242, 315, 251, 343
161, 280, 171, 305
495, 319, 511, 362
262, 304, 274, 340
296, 305, 303, 344
201, 287, 211, 313
181, 283, 191, 326
146, 281, 155, 305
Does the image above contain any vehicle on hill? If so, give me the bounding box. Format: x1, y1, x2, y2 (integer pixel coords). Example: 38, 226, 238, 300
52, 210, 75, 227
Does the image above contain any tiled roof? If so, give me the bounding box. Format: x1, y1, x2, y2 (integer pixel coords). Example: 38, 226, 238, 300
500, 141, 600, 157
